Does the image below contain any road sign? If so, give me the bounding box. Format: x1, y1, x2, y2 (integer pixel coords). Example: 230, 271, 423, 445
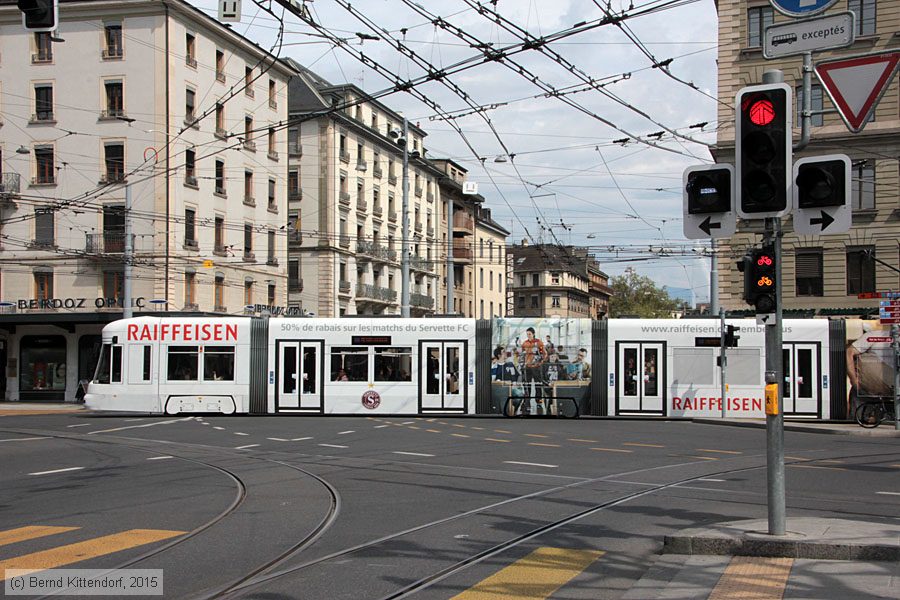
763, 12, 854, 59
769, 0, 839, 18
218, 0, 242, 22
792, 154, 850, 235
815, 50, 900, 133
682, 164, 736, 240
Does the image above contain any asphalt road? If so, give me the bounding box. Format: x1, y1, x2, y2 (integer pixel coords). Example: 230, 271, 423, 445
2, 412, 898, 599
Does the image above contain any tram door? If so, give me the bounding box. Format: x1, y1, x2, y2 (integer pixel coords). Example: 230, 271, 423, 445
782, 343, 818, 415
420, 341, 465, 412
278, 341, 322, 411
617, 342, 665, 414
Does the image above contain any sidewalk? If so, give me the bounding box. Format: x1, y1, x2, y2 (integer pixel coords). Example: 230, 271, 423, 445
626, 518, 900, 599
694, 417, 900, 437
0, 402, 87, 416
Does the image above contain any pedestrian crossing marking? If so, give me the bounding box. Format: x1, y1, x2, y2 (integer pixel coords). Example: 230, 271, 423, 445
0, 527, 79, 547
0, 529, 184, 580
451, 547, 604, 599
708, 556, 793, 599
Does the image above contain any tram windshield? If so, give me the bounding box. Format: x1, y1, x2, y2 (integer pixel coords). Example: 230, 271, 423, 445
94, 344, 111, 384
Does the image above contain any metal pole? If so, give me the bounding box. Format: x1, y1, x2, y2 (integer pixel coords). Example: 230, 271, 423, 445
720, 308, 727, 419
123, 184, 134, 319
793, 52, 812, 152
893, 324, 900, 431
765, 217, 785, 536
400, 117, 410, 318
446, 194, 455, 313
710, 238, 718, 314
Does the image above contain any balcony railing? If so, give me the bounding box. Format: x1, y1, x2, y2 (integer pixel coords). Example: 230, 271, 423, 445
288, 142, 302, 156
426, 192, 435, 203
356, 198, 367, 212
184, 175, 198, 188
102, 47, 123, 59
414, 221, 423, 233
216, 70, 226, 82
31, 175, 56, 186
339, 191, 351, 205
356, 240, 397, 262
243, 139, 257, 152
185, 56, 197, 68
388, 210, 398, 222
339, 280, 351, 294
0, 174, 21, 196
373, 166, 383, 178
183, 303, 200, 312
426, 225, 434, 238
372, 204, 383, 217
32, 52, 52, 63
243, 251, 256, 262
414, 186, 423, 197
267, 256, 279, 266
339, 235, 351, 248
340, 150, 351, 163
388, 174, 398, 185
355, 160, 367, 172
453, 211, 475, 233
86, 233, 128, 253
356, 283, 397, 303
452, 241, 473, 260
31, 112, 55, 123
410, 292, 435, 309
288, 189, 302, 201
243, 195, 256, 207
99, 109, 126, 120
213, 304, 227, 313
410, 255, 432, 272
289, 278, 303, 292
268, 150, 279, 161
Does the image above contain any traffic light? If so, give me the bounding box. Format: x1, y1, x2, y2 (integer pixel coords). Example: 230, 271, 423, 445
682, 164, 736, 240
724, 325, 740, 347
748, 243, 777, 314
735, 83, 792, 219
796, 155, 849, 208
17, 0, 57, 32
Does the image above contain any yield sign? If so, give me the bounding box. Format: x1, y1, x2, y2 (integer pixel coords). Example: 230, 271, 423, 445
815, 50, 900, 133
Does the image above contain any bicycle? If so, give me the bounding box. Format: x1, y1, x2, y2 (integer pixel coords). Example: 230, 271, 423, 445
854, 398, 896, 429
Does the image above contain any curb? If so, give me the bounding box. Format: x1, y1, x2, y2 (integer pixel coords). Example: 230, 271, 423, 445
662, 534, 898, 561
692, 417, 900, 436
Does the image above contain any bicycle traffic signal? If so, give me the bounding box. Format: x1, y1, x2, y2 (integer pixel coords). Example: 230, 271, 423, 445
735, 84, 792, 219
17, 0, 57, 32
746, 243, 777, 314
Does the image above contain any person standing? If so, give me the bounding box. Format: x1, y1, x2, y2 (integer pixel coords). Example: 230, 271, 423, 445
521, 327, 547, 414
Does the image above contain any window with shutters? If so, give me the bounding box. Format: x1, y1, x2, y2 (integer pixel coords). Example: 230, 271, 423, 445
34, 272, 53, 300
103, 142, 125, 183
795, 249, 823, 297
34, 209, 55, 246
34, 84, 54, 121
34, 146, 55, 184
103, 271, 124, 303
104, 81, 124, 118
104, 24, 123, 58
846, 247, 875, 295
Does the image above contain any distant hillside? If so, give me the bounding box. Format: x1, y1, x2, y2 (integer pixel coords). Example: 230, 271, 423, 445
664, 286, 693, 306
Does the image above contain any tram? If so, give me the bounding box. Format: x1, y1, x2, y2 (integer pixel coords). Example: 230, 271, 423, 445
85, 315, 887, 420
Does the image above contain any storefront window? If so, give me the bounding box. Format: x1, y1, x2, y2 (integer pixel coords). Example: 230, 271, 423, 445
19, 335, 67, 400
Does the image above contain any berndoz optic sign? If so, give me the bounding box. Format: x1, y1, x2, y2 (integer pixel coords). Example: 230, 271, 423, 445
9, 297, 148, 310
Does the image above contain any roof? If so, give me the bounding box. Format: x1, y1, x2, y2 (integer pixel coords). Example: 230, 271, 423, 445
510, 243, 602, 277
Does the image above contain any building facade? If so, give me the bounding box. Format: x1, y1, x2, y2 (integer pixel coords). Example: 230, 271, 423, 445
286, 65, 443, 317
714, 1, 900, 313
0, 0, 294, 401
508, 243, 609, 318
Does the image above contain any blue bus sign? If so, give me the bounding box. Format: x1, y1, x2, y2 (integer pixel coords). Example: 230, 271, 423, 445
770, 0, 839, 18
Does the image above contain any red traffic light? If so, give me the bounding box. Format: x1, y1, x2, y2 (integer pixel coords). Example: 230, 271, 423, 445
747, 99, 776, 126
756, 254, 773, 267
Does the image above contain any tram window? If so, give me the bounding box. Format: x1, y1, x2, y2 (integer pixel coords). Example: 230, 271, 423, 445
727, 349, 761, 386
673, 348, 714, 385
167, 345, 199, 381
374, 347, 412, 382
111, 346, 123, 383
204, 346, 235, 381
331, 347, 368, 381
142, 346, 152, 381
94, 344, 111, 384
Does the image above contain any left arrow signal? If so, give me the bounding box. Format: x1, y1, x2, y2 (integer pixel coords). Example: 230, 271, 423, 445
699, 216, 721, 235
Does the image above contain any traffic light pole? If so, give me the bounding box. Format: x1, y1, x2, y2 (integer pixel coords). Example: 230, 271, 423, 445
762, 69, 786, 537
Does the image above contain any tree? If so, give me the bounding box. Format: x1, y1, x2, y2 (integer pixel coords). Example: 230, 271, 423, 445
608, 268, 682, 318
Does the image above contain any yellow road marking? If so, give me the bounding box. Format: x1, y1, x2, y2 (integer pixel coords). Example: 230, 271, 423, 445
591, 447, 632, 453
708, 556, 793, 600
529, 443, 560, 448
426, 429, 441, 433
567, 438, 598, 443
697, 448, 743, 455
485, 438, 510, 443
0, 527, 78, 547
525, 434, 548, 438
494, 429, 512, 434
623, 442, 665, 448
451, 547, 604, 600
789, 464, 846, 471
452, 433, 470, 438
0, 529, 185, 579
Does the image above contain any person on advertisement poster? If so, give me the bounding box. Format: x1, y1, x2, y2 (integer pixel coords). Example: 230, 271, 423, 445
522, 327, 547, 414
846, 320, 894, 416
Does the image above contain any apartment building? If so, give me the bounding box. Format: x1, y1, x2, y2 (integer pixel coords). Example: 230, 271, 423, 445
285, 64, 442, 317
432, 159, 510, 318
714, 1, 899, 313
0, 0, 294, 401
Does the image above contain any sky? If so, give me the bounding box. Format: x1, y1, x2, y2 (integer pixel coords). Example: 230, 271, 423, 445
196, 0, 721, 304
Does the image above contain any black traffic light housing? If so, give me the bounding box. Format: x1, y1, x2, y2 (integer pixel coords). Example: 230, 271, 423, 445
735, 83, 792, 219
724, 325, 740, 347
796, 157, 848, 208
747, 243, 776, 314
17, 0, 57, 32
686, 167, 731, 215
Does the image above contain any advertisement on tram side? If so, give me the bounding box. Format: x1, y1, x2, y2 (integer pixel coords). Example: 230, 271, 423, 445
491, 318, 592, 417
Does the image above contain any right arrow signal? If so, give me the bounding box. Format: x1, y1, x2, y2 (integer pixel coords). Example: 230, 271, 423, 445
699, 216, 721, 235
809, 211, 835, 230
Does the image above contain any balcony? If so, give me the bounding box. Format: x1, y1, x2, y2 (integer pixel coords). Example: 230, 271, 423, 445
215, 127, 228, 139
213, 245, 228, 257
245, 87, 255, 98
32, 52, 52, 64
410, 292, 434, 309
288, 229, 302, 244
243, 251, 256, 263
99, 109, 126, 120
339, 191, 351, 205
269, 99, 277, 110
357, 240, 396, 263
355, 160, 367, 172
1, 173, 21, 197
30, 112, 55, 124
99, 173, 126, 185
216, 71, 226, 83
242, 139, 257, 152
372, 204, 383, 218
288, 189, 302, 201
185, 56, 197, 68
182, 303, 200, 312
31, 175, 56, 186
339, 280, 352, 294
268, 150, 279, 162
388, 210, 398, 223
414, 186, 423, 197
414, 221, 423, 233
266, 256, 279, 266
339, 150, 351, 163
356, 198, 367, 212
288, 142, 302, 156
373, 166, 383, 179
410, 255, 432, 273
184, 175, 198, 188
183, 239, 199, 251
453, 211, 475, 234
243, 195, 256, 207
213, 304, 227, 313
102, 47, 124, 60
289, 278, 303, 292
388, 174, 398, 185
339, 235, 351, 248
452, 240, 473, 261
356, 283, 397, 304
267, 201, 278, 214
426, 225, 434, 238
426, 192, 435, 203
85, 233, 126, 254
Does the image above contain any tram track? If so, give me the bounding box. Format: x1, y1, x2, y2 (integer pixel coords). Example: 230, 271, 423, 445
4, 425, 898, 600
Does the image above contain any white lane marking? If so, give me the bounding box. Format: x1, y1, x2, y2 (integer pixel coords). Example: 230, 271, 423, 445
504, 461, 558, 469
291, 437, 312, 441
201, 423, 210, 426
374, 425, 389, 429
401, 421, 414, 425
29, 467, 85, 476
123, 418, 145, 422
235, 444, 260, 450
147, 456, 174, 461
319, 444, 348, 449
87, 418, 188, 435
234, 432, 249, 436
337, 430, 355, 435
213, 427, 225, 431
876, 491, 900, 496
0, 437, 50, 443
697, 478, 726, 482
66, 424, 92, 428
393, 451, 435, 457
266, 437, 288, 442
